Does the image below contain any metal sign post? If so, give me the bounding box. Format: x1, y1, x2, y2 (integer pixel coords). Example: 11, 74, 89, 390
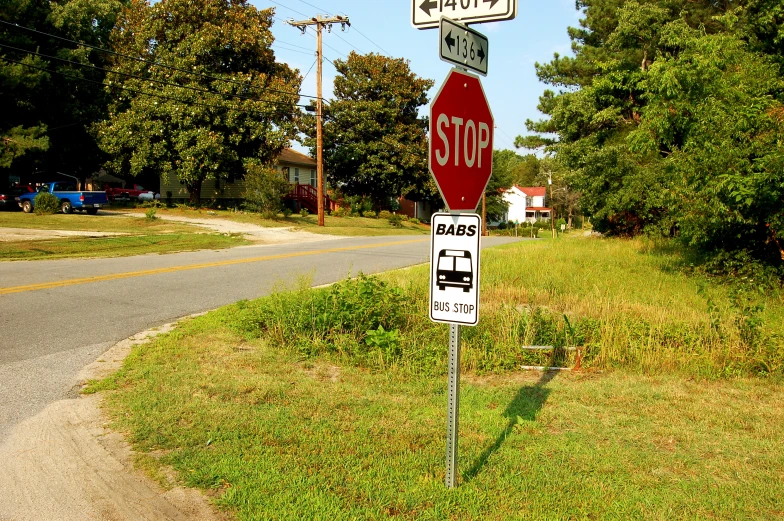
429, 212, 481, 488
445, 323, 461, 488
421, 4, 514, 488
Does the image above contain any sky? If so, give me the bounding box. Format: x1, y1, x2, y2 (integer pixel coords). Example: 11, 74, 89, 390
255, 0, 582, 154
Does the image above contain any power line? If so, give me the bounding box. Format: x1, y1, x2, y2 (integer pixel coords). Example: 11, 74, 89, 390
0, 20, 320, 101
4, 56, 313, 119
294, 0, 331, 14
301, 58, 317, 83
303, 26, 346, 58
0, 42, 310, 109
351, 26, 392, 57
267, 0, 308, 18
273, 38, 315, 52
330, 31, 364, 55
271, 43, 314, 55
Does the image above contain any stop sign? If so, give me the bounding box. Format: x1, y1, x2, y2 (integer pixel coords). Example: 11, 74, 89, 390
429, 68, 494, 212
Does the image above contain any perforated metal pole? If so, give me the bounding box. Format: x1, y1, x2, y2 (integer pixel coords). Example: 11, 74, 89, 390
445, 323, 461, 488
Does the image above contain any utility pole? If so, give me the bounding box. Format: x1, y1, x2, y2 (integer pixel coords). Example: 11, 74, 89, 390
548, 172, 555, 238
481, 193, 487, 236
286, 15, 350, 227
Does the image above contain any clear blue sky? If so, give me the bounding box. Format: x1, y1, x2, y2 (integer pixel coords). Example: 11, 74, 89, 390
255, 0, 581, 154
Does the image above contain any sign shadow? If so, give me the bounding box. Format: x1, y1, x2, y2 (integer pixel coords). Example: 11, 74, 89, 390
462, 370, 559, 482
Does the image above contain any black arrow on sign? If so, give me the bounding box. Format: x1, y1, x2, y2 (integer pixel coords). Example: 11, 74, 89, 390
420, 0, 438, 16
477, 43, 485, 64
444, 30, 456, 53
483, 0, 500, 8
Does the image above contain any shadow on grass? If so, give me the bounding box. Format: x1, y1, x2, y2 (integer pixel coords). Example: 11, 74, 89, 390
463, 370, 559, 482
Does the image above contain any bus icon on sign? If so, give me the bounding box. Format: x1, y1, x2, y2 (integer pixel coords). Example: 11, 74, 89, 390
436, 249, 473, 292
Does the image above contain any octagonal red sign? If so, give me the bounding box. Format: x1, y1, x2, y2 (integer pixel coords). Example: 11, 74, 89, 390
429, 68, 494, 212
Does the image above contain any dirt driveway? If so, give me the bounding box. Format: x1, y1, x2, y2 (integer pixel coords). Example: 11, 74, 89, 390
121, 212, 341, 243
0, 227, 128, 241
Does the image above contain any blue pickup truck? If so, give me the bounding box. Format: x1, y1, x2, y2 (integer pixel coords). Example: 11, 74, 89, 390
18, 181, 109, 215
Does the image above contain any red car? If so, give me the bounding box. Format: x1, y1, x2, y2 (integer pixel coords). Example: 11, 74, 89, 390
0, 185, 34, 211
104, 183, 157, 202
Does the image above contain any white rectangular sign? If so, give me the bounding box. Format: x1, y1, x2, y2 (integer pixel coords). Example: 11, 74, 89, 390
412, 0, 517, 29
429, 213, 481, 326
439, 17, 488, 76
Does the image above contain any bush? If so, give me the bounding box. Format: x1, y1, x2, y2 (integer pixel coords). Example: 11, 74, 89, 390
229, 274, 409, 365
347, 195, 372, 216
410, 218, 420, 225
145, 207, 158, 221
497, 221, 508, 230
388, 214, 403, 227
282, 208, 293, 218
242, 162, 289, 214
378, 210, 392, 220
300, 208, 309, 217
332, 206, 348, 217
34, 192, 59, 215
362, 210, 377, 218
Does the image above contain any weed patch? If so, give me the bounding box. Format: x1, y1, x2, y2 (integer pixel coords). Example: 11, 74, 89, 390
220, 238, 783, 378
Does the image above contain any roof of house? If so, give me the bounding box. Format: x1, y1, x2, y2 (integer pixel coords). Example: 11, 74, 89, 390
277, 148, 316, 167
526, 206, 552, 212
515, 186, 547, 197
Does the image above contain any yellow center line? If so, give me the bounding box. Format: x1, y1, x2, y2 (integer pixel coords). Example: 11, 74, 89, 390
0, 238, 428, 296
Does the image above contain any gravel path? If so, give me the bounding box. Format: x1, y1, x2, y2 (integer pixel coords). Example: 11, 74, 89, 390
123, 212, 342, 243
0, 227, 128, 242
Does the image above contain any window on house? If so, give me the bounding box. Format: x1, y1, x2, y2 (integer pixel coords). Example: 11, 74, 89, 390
310, 169, 316, 187
294, 167, 299, 183
525, 196, 533, 207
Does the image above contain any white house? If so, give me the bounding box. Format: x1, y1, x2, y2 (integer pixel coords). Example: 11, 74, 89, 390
498, 186, 551, 224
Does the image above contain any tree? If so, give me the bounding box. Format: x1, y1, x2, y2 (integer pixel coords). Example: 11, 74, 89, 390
523, 0, 784, 268
303, 52, 436, 210
0, 0, 123, 177
94, 0, 301, 204
630, 21, 784, 262
521, 1, 734, 235
483, 150, 525, 221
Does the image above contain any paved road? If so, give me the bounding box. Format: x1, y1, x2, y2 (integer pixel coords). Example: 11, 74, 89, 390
0, 235, 518, 440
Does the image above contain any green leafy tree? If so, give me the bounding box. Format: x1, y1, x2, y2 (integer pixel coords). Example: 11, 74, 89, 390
1, 0, 123, 176
524, 0, 784, 267
520, 0, 733, 235
630, 22, 784, 262
94, 0, 300, 204
303, 52, 436, 210
481, 150, 518, 221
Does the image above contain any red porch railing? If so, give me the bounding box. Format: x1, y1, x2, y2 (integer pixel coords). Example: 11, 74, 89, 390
285, 183, 335, 213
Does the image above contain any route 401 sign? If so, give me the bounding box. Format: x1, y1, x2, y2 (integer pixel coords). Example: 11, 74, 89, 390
429, 213, 481, 326
412, 0, 517, 29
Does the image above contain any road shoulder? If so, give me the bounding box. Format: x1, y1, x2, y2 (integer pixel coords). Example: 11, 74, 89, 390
0, 323, 227, 521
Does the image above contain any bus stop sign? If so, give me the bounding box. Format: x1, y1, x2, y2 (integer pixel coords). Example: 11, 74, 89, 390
429, 68, 494, 212
429, 212, 481, 326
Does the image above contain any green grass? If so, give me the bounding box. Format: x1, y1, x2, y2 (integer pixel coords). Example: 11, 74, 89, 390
94, 310, 784, 520
122, 207, 431, 236
0, 211, 199, 233
0, 211, 249, 260
91, 236, 784, 519
0, 233, 248, 260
